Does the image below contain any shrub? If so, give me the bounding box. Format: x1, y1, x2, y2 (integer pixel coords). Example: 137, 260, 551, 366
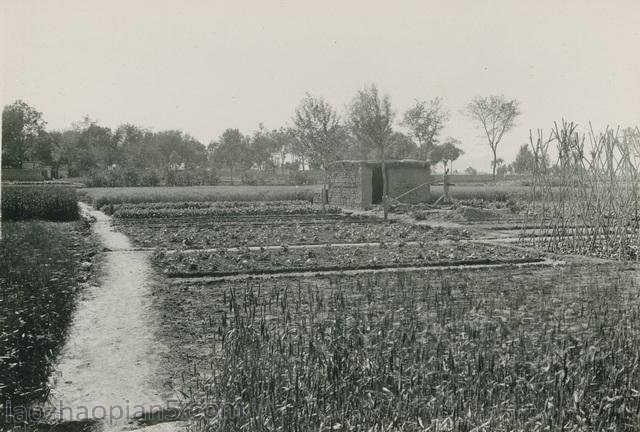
241, 171, 265, 186
288, 170, 309, 185
2, 186, 79, 221
140, 170, 161, 187
85, 167, 142, 187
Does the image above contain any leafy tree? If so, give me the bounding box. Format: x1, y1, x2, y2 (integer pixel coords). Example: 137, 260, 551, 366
464, 166, 478, 175
52, 116, 115, 174
144, 130, 207, 172
250, 123, 281, 170
269, 127, 300, 174
292, 93, 344, 170
491, 157, 506, 178
464, 95, 521, 180
348, 84, 395, 219
430, 138, 464, 172
386, 132, 419, 160
112, 124, 149, 168
511, 144, 536, 174
80, 122, 115, 168
212, 128, 251, 183
497, 162, 511, 178
32, 131, 59, 167
2, 100, 46, 167
402, 97, 449, 161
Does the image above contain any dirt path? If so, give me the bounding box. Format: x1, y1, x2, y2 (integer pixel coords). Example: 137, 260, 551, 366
47, 204, 174, 430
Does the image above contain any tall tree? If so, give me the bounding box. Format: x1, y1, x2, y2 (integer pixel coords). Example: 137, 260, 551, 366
212, 128, 250, 183
2, 100, 46, 168
491, 157, 506, 178
348, 84, 395, 220
250, 123, 280, 170
511, 144, 536, 174
112, 124, 149, 168
293, 93, 345, 198
430, 138, 464, 173
386, 132, 419, 160
402, 97, 449, 161
292, 94, 344, 169
32, 131, 59, 167
464, 166, 478, 175
464, 95, 520, 180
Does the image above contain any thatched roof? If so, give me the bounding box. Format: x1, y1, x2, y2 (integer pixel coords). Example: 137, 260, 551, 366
328, 159, 429, 169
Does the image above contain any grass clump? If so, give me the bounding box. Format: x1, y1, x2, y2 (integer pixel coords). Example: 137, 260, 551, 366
2, 186, 79, 221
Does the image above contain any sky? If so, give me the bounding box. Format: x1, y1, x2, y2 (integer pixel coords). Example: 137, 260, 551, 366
2, 0, 639, 172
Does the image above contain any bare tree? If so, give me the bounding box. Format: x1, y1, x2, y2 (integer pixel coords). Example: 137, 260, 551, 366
401, 97, 449, 161
464, 95, 520, 180
348, 84, 394, 220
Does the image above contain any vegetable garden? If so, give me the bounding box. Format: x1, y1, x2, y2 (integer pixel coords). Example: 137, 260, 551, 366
97, 195, 640, 430
5, 179, 640, 430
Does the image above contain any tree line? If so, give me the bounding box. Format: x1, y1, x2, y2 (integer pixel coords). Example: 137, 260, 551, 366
2, 86, 523, 185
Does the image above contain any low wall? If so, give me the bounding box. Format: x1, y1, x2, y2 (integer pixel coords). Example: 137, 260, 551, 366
2, 168, 45, 182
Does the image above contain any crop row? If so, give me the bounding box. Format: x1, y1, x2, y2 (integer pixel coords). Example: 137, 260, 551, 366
106, 199, 314, 211
156, 263, 639, 430
2, 185, 79, 221
154, 242, 541, 277
109, 201, 339, 218
80, 185, 320, 208
117, 219, 469, 249
0, 221, 94, 416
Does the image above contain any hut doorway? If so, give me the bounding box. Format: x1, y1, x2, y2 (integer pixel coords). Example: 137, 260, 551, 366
371, 166, 383, 204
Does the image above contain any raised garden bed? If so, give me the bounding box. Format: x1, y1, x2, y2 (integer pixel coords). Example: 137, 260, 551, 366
117, 219, 470, 249
109, 201, 339, 219
154, 242, 542, 277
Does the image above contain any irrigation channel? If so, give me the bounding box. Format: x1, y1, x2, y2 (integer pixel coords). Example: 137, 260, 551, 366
46, 204, 179, 432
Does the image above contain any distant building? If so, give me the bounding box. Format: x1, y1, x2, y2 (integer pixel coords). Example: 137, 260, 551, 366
326, 160, 431, 209
169, 162, 186, 171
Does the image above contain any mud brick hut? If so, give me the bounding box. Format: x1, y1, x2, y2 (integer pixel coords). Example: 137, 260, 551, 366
326, 160, 431, 209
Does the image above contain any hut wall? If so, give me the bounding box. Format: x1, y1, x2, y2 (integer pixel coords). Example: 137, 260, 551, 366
387, 165, 431, 203
326, 163, 363, 208
327, 160, 431, 208
360, 166, 373, 207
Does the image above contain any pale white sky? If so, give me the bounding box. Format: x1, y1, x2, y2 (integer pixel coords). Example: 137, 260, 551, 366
2, 0, 639, 171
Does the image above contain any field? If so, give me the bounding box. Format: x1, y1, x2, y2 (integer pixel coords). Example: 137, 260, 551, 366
157, 263, 639, 431
426, 184, 531, 203
4, 182, 638, 430
97, 193, 640, 431
79, 185, 321, 208
0, 220, 95, 418
2, 185, 79, 221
